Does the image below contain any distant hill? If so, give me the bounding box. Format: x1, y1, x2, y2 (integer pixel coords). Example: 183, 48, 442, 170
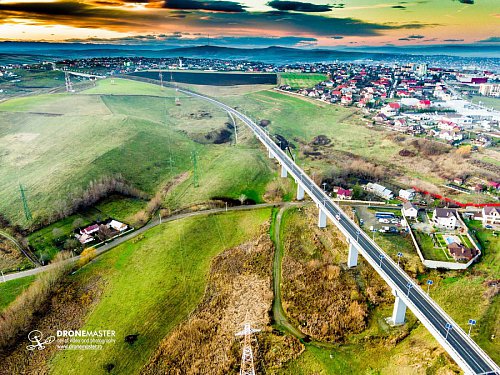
0, 42, 498, 65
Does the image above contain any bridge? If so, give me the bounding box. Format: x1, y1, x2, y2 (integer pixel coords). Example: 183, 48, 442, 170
177, 87, 500, 375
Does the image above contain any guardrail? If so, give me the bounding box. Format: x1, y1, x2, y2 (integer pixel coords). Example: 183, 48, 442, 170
122, 75, 499, 374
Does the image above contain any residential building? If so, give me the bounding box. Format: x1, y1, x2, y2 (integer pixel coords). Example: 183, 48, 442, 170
432, 208, 458, 230
82, 224, 99, 235
447, 242, 477, 262
482, 206, 500, 228
478, 83, 500, 97
337, 188, 352, 200
401, 202, 418, 219
109, 220, 128, 232
399, 188, 416, 200
365, 183, 394, 200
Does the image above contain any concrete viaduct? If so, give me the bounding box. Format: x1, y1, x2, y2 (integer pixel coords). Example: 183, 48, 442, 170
177, 86, 499, 375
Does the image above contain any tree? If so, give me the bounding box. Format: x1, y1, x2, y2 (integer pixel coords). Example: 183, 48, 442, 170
456, 145, 472, 157
352, 184, 363, 200
72, 218, 85, 230
78, 247, 96, 267
238, 194, 247, 205
52, 227, 64, 241
64, 238, 79, 250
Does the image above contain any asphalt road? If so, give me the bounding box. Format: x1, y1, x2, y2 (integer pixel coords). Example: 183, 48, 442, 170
3, 203, 281, 282
179, 87, 499, 375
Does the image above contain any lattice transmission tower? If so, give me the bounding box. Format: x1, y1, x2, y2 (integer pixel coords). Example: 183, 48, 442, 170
64, 71, 73, 92
191, 150, 199, 188
19, 184, 32, 221
235, 321, 260, 375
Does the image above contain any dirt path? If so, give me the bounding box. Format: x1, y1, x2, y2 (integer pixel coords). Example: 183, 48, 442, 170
0, 230, 39, 267
272, 204, 306, 339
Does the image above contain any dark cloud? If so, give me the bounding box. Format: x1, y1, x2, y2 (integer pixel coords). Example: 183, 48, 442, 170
0, 1, 430, 39
267, 1, 332, 12
398, 34, 425, 40
331, 36, 344, 39
392, 5, 406, 9
443, 39, 464, 42
458, 0, 474, 4
163, 0, 246, 12
477, 36, 500, 43
66, 34, 318, 48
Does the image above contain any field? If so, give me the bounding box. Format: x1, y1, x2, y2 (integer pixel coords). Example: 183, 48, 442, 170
46, 208, 271, 374
224, 89, 498, 204
0, 275, 35, 311
26, 195, 147, 262
0, 78, 276, 229
278, 73, 327, 89
274, 206, 460, 374
471, 95, 500, 111
0, 69, 66, 97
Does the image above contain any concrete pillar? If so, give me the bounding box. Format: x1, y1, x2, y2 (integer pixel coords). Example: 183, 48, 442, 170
297, 184, 305, 200
318, 208, 327, 228
268, 149, 274, 159
392, 293, 407, 325
280, 164, 287, 178
347, 241, 358, 268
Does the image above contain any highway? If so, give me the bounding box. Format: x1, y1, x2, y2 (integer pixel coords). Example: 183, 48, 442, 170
178, 87, 500, 375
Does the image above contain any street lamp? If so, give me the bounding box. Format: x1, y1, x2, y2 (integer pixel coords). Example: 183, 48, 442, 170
379, 254, 385, 267
467, 319, 476, 337
426, 279, 433, 295
397, 252, 403, 266
322, 182, 327, 192
445, 323, 453, 339
406, 282, 413, 296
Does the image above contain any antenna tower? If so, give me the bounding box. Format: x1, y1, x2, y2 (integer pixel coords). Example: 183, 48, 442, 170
19, 184, 32, 221
235, 321, 260, 375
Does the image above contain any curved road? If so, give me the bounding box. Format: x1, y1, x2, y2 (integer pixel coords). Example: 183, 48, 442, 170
176, 85, 499, 375
3, 203, 280, 282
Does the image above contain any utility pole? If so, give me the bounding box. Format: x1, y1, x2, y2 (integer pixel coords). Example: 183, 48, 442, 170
235, 321, 260, 375
159, 70, 163, 88
19, 184, 32, 221
191, 150, 199, 188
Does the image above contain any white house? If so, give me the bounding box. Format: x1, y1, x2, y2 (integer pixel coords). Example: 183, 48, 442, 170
482, 206, 500, 228
365, 182, 394, 200
399, 188, 416, 201
401, 202, 418, 219
432, 208, 457, 230
109, 220, 128, 232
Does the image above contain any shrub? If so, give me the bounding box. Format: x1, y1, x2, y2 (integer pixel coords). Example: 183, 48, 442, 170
0, 252, 71, 350
78, 247, 96, 267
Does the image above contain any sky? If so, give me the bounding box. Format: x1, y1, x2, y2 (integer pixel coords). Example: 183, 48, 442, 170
0, 0, 498, 48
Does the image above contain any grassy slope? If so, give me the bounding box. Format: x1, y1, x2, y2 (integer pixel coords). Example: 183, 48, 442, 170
225, 90, 397, 167
278, 73, 328, 89
49, 208, 271, 374
0, 275, 36, 311
471, 95, 500, 111
0, 78, 275, 228
276, 208, 498, 373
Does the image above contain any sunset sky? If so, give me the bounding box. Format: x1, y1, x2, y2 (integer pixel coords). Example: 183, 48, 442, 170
0, 0, 498, 47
